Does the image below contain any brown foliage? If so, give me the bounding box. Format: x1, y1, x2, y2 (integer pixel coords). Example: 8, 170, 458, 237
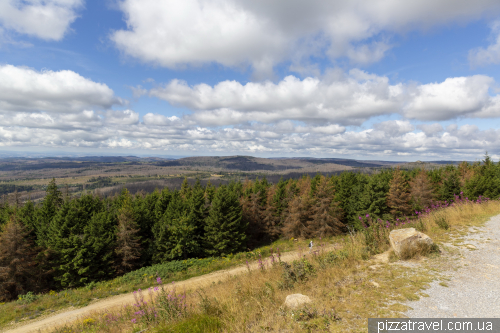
387, 167, 411, 218
115, 193, 142, 274
308, 176, 344, 237
283, 176, 344, 239
409, 170, 433, 209
0, 215, 39, 301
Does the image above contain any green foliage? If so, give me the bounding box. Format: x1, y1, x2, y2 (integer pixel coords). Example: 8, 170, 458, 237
120, 258, 215, 283
18, 291, 37, 303
204, 185, 246, 256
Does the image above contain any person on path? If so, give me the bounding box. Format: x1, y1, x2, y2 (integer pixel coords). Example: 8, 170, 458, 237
308, 240, 313, 253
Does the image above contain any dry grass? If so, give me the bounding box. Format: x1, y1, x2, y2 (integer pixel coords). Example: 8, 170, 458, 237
50, 200, 500, 333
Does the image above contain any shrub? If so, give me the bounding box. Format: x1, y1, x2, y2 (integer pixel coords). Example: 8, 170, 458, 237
434, 216, 450, 230
18, 291, 37, 303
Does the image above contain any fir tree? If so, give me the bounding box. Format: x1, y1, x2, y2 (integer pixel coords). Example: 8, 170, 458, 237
387, 167, 411, 218
204, 186, 246, 256
440, 170, 461, 202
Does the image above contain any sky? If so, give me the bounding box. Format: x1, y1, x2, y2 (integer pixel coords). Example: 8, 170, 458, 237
1, 1, 500, 161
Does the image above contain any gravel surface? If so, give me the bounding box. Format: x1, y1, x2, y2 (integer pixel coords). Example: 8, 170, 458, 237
404, 214, 500, 318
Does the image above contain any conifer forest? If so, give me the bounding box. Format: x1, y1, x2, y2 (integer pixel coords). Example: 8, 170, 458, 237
1, 156, 500, 301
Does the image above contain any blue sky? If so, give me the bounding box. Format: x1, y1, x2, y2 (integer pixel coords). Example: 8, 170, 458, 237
1, 0, 500, 161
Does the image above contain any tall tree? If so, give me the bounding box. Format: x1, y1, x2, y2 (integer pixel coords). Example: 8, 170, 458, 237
204, 186, 246, 256
308, 176, 344, 237
387, 167, 411, 218
0, 214, 40, 301
36, 178, 63, 247
115, 190, 142, 274
409, 169, 433, 210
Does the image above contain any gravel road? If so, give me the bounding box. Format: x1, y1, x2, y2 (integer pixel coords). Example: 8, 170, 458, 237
404, 214, 500, 318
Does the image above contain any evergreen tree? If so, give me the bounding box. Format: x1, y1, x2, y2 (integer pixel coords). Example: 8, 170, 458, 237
204, 186, 246, 256
387, 167, 411, 218
0, 214, 40, 301
36, 178, 63, 247
308, 176, 344, 237
180, 177, 191, 199
153, 191, 198, 262
282, 177, 313, 239
409, 169, 433, 210
357, 171, 391, 221
333, 172, 367, 227
465, 154, 500, 200
440, 170, 461, 202
115, 190, 142, 274
47, 194, 104, 287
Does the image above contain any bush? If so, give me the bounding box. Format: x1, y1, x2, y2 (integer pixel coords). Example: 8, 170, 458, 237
434, 216, 450, 230
18, 291, 37, 304
120, 258, 215, 283
278, 258, 315, 290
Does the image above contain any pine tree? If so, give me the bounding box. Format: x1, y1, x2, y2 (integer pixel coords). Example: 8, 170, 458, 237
204, 186, 246, 256
0, 214, 39, 301
115, 190, 142, 274
357, 171, 391, 222
409, 169, 433, 210
282, 177, 313, 239
387, 167, 411, 218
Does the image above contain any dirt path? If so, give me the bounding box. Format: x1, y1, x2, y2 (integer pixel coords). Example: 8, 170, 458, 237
3, 244, 338, 333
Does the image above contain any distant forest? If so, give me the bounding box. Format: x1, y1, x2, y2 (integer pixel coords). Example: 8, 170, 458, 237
1, 155, 499, 301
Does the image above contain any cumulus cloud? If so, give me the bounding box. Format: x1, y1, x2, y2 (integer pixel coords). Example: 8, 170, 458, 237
150, 70, 404, 126
150, 72, 500, 125
0, 0, 83, 41
403, 75, 498, 120
111, 0, 500, 75
0, 65, 120, 113
469, 20, 500, 67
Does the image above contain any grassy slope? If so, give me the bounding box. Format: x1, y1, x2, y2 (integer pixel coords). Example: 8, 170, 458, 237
49, 200, 500, 333
0, 238, 311, 328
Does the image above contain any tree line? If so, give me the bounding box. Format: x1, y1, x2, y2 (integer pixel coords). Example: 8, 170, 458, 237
1, 156, 500, 301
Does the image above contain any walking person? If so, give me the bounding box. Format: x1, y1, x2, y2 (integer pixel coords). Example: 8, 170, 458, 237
308, 240, 313, 253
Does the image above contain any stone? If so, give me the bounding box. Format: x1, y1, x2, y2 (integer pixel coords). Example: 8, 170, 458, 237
466, 244, 476, 249
370, 281, 380, 288
284, 294, 312, 309
389, 228, 434, 257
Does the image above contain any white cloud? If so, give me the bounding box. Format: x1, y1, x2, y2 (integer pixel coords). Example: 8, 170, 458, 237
105, 109, 139, 125
150, 72, 500, 125
469, 20, 500, 67
0, 0, 83, 41
150, 71, 404, 126
0, 65, 120, 113
111, 0, 500, 75
403, 75, 496, 120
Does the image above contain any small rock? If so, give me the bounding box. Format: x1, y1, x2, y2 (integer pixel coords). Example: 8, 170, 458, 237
389, 228, 434, 257
284, 294, 312, 309
369, 264, 381, 270
466, 244, 476, 249
370, 281, 380, 288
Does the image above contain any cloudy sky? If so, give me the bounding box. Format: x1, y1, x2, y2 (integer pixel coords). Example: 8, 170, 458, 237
1, 0, 500, 160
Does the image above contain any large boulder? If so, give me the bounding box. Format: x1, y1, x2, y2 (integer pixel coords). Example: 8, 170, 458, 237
389, 228, 434, 258
284, 294, 312, 309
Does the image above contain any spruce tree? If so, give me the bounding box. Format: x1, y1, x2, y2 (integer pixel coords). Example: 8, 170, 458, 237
387, 167, 411, 218
440, 170, 461, 202
308, 176, 344, 237
0, 214, 39, 301
47, 194, 104, 287
204, 186, 246, 256
410, 169, 433, 210
36, 178, 63, 247
115, 190, 142, 274
357, 171, 391, 222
